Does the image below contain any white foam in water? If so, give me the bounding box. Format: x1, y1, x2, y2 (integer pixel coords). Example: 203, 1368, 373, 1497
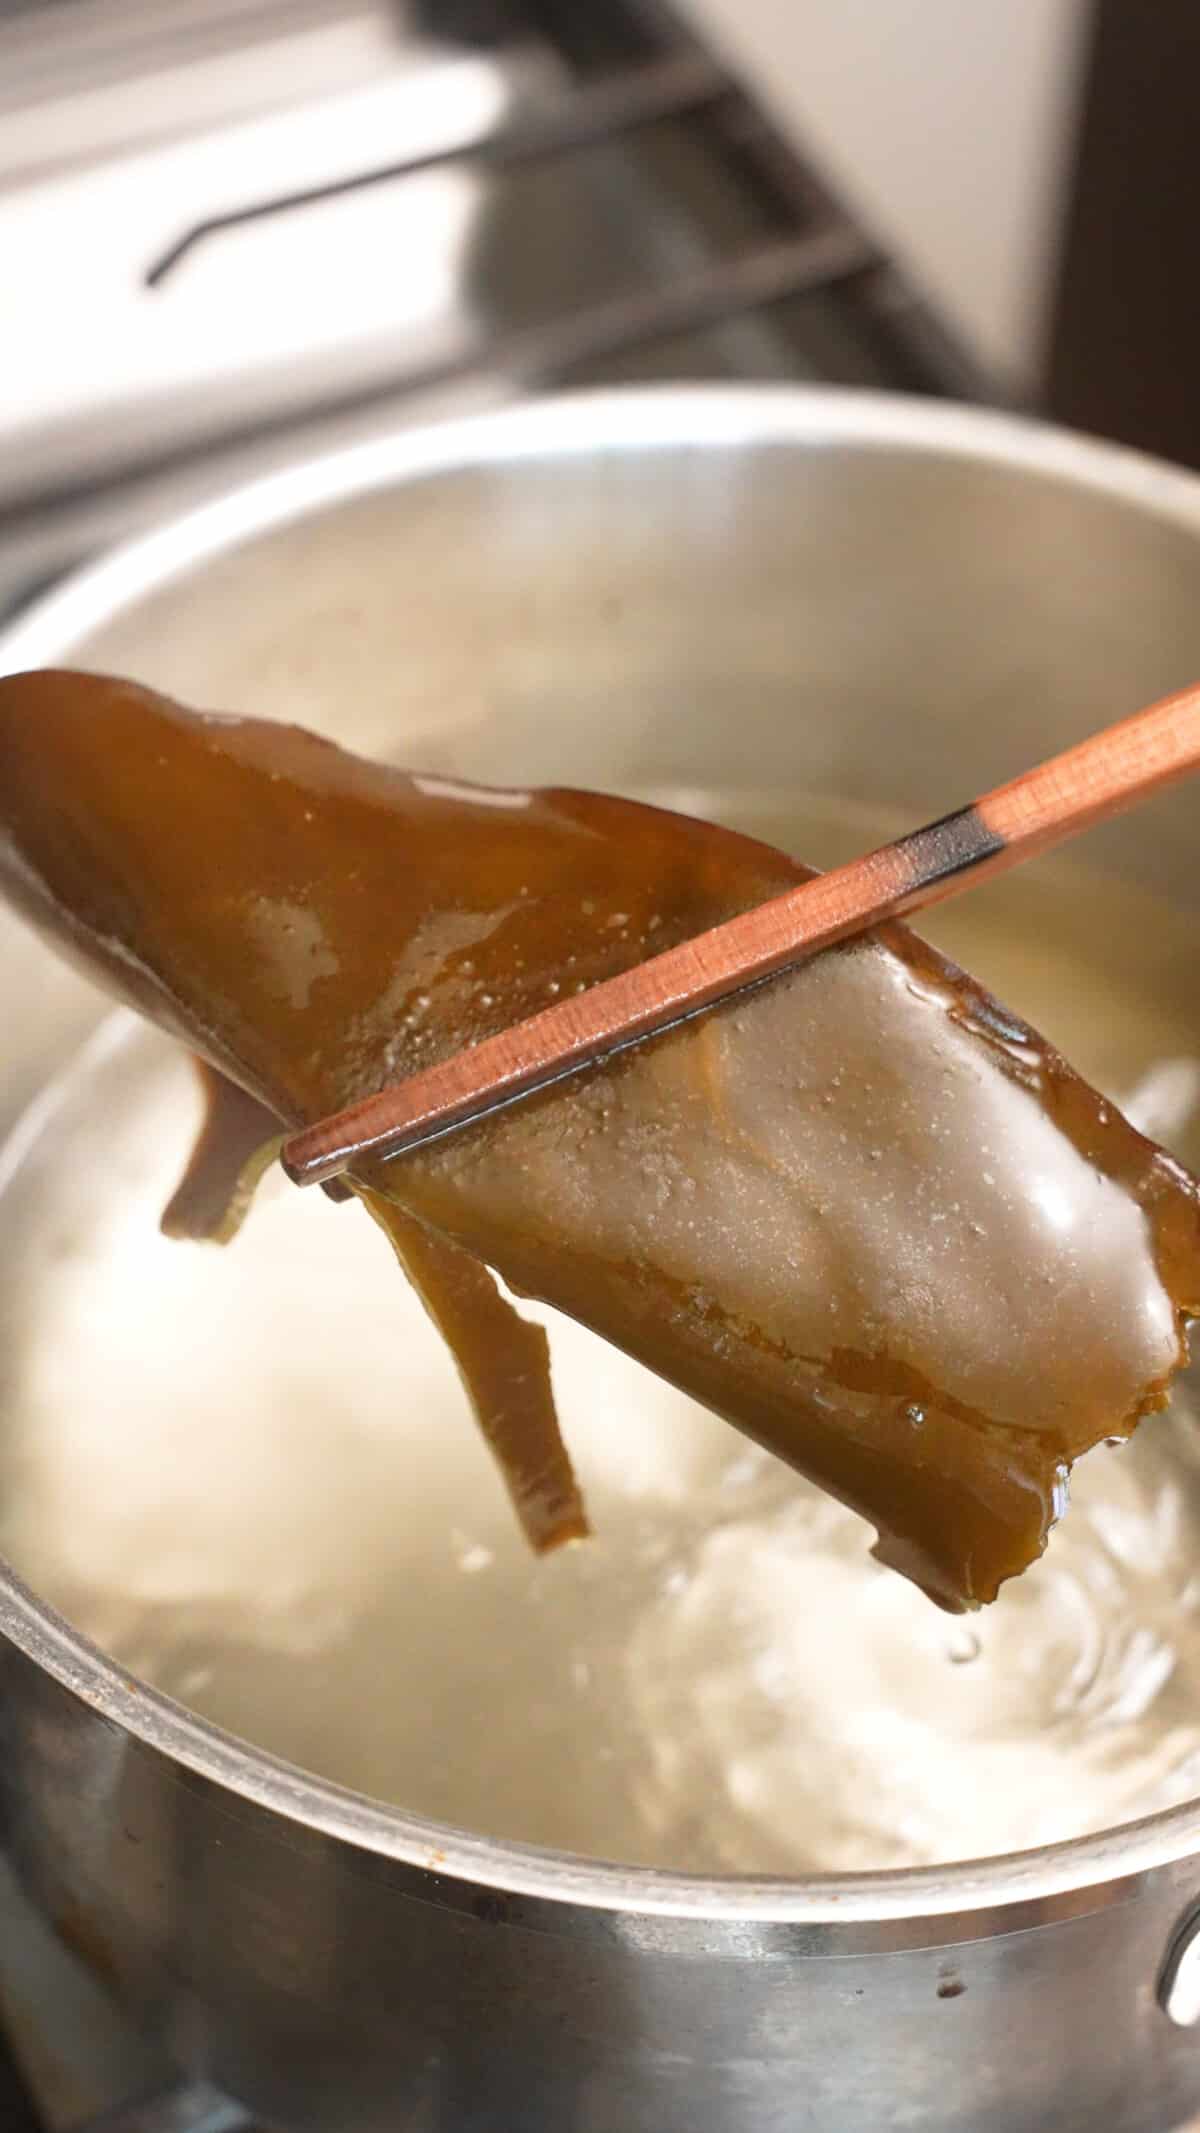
3, 798, 1200, 1873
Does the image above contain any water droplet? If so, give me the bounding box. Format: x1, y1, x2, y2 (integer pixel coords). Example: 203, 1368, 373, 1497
946, 1628, 981, 1665
453, 1537, 493, 1575
904, 1404, 926, 1429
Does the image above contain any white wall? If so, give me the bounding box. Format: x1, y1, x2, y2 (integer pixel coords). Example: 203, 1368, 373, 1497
684, 0, 1092, 388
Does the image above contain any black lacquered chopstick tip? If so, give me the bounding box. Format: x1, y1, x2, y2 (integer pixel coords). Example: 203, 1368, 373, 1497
892, 803, 1007, 889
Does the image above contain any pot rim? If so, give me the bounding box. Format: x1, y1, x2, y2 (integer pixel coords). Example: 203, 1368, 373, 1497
6, 380, 1200, 1929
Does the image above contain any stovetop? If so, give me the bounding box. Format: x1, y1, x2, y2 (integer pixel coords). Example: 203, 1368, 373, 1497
0, 0, 992, 627
0, 3, 1000, 2128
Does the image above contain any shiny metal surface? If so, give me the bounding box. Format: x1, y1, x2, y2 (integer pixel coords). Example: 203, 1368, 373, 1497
6, 387, 1200, 2127
1162, 1908, 1200, 2028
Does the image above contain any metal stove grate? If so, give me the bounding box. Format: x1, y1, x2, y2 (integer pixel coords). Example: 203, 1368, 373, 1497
0, 0, 991, 621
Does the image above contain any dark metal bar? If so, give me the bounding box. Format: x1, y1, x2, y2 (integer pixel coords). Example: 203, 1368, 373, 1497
3, 224, 876, 534
145, 51, 730, 287
683, 96, 997, 403
529, 0, 995, 401
376, 224, 876, 397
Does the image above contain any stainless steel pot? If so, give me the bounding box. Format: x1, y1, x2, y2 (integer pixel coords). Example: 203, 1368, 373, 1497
5, 387, 1200, 2133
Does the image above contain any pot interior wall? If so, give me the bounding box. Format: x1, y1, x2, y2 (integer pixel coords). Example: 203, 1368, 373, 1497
5, 395, 1200, 1879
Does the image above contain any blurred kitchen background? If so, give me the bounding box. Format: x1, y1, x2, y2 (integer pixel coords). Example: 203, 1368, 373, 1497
1, 0, 1195, 630
0, 2, 1197, 2126
687, 0, 1195, 463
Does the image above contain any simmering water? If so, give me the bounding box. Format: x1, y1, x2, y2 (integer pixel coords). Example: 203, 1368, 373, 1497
3, 790, 1200, 1873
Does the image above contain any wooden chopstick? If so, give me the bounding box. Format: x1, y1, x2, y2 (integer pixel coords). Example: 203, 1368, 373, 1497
282, 678, 1200, 1189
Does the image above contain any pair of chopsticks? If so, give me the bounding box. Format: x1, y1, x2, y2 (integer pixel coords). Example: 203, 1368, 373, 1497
282, 679, 1200, 1190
